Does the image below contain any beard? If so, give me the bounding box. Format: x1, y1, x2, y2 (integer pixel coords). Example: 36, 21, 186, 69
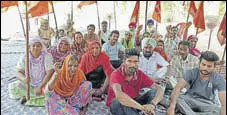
200, 70, 210, 75
143, 51, 153, 58
128, 67, 137, 74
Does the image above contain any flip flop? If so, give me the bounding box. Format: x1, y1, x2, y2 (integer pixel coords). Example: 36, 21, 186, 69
20, 96, 27, 105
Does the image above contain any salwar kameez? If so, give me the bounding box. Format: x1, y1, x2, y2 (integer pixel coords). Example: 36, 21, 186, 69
44, 81, 92, 115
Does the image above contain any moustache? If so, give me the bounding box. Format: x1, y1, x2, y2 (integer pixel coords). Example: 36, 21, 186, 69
128, 67, 137, 73
143, 51, 152, 57
200, 70, 209, 75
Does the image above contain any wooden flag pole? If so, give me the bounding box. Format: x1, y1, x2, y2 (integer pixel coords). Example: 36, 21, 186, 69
114, 1, 117, 30
96, 2, 101, 32
145, 1, 148, 32
207, 29, 213, 50
156, 22, 158, 32
219, 44, 226, 73
137, 1, 140, 25
17, 5, 26, 38
50, 1, 59, 39
48, 13, 49, 24
186, 1, 189, 23
186, 12, 189, 23
196, 28, 198, 36
221, 44, 226, 62
71, 1, 73, 22
108, 16, 111, 31
25, 1, 30, 100
183, 9, 190, 40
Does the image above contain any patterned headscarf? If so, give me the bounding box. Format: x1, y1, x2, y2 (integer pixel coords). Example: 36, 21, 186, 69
48, 36, 71, 63
71, 33, 87, 59
54, 54, 86, 97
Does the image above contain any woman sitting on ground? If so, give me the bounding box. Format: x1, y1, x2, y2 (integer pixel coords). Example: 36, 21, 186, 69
79, 40, 114, 101
71, 31, 88, 62
48, 36, 71, 68
44, 54, 92, 115
8, 37, 54, 106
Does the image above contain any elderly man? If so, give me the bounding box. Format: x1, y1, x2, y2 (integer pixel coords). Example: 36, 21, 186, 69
170, 41, 199, 88
106, 48, 164, 115
99, 20, 110, 44
64, 14, 75, 40
128, 22, 137, 45
139, 38, 169, 83
167, 51, 226, 115
38, 19, 55, 48
147, 19, 154, 32
102, 30, 125, 69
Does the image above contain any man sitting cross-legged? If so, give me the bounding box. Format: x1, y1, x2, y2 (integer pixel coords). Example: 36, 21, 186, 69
167, 51, 226, 115
106, 48, 164, 115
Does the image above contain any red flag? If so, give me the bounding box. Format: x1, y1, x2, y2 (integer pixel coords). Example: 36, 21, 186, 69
77, 1, 97, 9
1, 1, 18, 8
28, 1, 49, 17
152, 1, 161, 23
217, 12, 226, 46
193, 1, 205, 34
130, 1, 140, 23
188, 1, 197, 18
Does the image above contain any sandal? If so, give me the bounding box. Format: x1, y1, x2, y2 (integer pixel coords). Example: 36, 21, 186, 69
20, 96, 27, 105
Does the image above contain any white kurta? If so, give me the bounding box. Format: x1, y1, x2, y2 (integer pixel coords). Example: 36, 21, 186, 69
139, 51, 169, 79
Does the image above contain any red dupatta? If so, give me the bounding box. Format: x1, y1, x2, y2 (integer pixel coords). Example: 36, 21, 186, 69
79, 40, 113, 77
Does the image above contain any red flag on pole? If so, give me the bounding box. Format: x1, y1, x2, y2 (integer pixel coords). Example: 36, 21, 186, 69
217, 12, 226, 46
28, 1, 49, 17
77, 1, 97, 9
152, 1, 161, 23
1, 1, 18, 8
193, 1, 205, 34
1, 1, 18, 13
130, 1, 140, 23
188, 1, 197, 18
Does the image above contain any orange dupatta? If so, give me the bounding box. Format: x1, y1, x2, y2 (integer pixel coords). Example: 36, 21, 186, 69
54, 54, 86, 97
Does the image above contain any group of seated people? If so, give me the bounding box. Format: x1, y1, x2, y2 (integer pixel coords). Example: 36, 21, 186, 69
8, 19, 226, 115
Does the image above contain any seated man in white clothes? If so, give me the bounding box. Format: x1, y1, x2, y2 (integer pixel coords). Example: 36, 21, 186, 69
139, 38, 169, 83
